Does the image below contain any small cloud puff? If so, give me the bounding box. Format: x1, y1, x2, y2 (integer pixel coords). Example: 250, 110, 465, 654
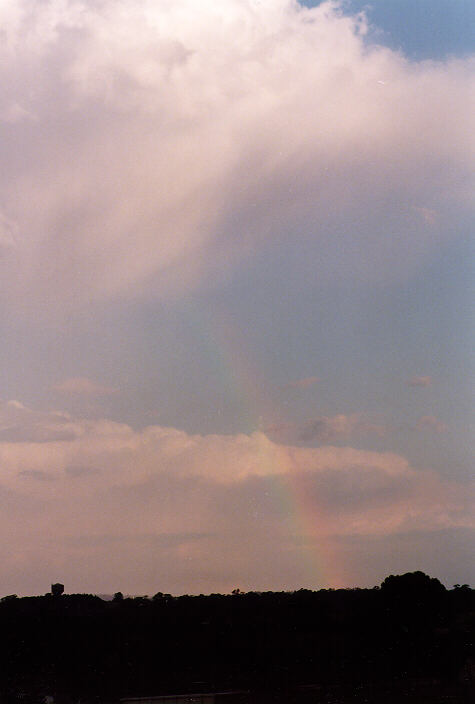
7, 400, 27, 409
54, 377, 118, 396
299, 414, 386, 443
408, 376, 432, 388
414, 415, 447, 434
413, 206, 438, 226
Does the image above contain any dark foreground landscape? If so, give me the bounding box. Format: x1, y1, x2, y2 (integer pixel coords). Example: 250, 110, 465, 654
0, 572, 473, 704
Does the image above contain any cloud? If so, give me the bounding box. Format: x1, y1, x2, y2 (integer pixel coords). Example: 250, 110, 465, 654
1, 101, 35, 124
413, 206, 438, 226
0, 398, 471, 593
54, 377, 118, 396
0, 0, 472, 311
64, 465, 101, 478
0, 399, 80, 443
18, 469, 55, 482
408, 376, 433, 388
414, 415, 447, 434
299, 413, 386, 442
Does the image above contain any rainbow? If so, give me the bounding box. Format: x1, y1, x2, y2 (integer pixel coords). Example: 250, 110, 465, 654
191, 300, 349, 589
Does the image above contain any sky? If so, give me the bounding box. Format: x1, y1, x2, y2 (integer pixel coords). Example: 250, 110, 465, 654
0, 0, 473, 596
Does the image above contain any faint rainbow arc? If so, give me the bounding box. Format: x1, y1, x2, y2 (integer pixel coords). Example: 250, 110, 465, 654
195, 303, 349, 588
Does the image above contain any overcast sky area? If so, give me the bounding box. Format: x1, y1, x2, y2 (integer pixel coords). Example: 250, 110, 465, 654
0, 0, 473, 596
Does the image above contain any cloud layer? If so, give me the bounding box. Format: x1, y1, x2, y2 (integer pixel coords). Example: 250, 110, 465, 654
0, 399, 472, 594
0, 0, 472, 311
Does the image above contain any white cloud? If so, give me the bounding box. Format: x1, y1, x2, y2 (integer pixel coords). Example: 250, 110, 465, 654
0, 405, 402, 485
0, 0, 471, 311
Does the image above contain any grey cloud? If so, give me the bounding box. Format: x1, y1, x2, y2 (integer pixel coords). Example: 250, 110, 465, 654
0, 426, 78, 443
284, 467, 412, 513
300, 418, 338, 442
64, 466, 101, 478
213, 474, 285, 525
263, 422, 296, 440
18, 469, 55, 482
299, 414, 385, 443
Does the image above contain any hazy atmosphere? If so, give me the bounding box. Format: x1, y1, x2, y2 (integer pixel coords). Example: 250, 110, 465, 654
0, 0, 473, 596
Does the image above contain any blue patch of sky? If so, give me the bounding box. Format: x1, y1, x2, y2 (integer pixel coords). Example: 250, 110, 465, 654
301, 0, 474, 60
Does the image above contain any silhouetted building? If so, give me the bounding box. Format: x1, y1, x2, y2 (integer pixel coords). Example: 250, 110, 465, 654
51, 583, 64, 597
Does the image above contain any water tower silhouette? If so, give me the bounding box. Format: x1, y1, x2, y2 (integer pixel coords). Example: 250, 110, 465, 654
51, 583, 64, 597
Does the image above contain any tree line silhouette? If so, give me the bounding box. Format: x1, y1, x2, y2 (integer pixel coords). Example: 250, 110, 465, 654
0, 572, 472, 703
